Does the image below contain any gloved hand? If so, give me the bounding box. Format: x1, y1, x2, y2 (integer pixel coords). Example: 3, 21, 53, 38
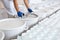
17, 11, 24, 17
28, 8, 33, 13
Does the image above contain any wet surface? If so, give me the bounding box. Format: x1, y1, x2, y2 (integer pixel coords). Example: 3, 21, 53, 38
17, 1, 60, 40
0, 0, 60, 40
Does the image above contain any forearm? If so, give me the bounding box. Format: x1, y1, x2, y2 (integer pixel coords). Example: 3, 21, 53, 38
24, 0, 30, 9
13, 0, 19, 12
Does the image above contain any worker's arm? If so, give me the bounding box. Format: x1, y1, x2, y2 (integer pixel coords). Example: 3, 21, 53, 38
13, 0, 24, 17
24, 0, 30, 8
13, 0, 19, 12
24, 0, 33, 13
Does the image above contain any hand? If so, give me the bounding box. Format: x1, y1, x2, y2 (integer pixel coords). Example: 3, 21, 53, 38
28, 8, 33, 13
17, 11, 24, 17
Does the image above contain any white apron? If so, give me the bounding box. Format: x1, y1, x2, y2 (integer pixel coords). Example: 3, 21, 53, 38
1, 0, 17, 16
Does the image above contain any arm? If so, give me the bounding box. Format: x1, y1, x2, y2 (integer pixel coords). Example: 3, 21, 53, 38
13, 0, 24, 17
24, 0, 30, 9
13, 0, 19, 12
24, 0, 33, 13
